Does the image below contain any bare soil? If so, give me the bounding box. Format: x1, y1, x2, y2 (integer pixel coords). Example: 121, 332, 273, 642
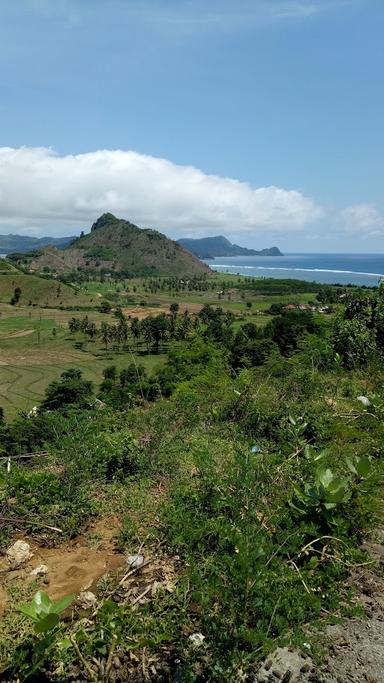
0, 517, 125, 613
122, 302, 203, 319
0, 329, 34, 339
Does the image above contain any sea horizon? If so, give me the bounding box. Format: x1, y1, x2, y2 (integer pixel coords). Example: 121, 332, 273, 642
205, 252, 384, 287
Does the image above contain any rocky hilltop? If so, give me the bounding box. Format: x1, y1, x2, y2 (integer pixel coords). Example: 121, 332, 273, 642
11, 214, 211, 277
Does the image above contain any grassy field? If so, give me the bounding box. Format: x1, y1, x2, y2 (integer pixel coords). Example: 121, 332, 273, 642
0, 272, 334, 418
0, 272, 94, 307
0, 305, 165, 418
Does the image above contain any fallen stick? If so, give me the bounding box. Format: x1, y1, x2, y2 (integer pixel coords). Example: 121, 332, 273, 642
0, 451, 49, 462
91, 559, 154, 617
0, 515, 63, 533
130, 584, 152, 605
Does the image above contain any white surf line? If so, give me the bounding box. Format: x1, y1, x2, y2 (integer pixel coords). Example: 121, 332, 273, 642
210, 265, 384, 277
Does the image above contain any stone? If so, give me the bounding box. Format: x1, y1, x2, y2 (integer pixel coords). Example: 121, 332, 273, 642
6, 540, 33, 569
30, 564, 49, 577
78, 591, 97, 608
126, 554, 144, 569
256, 647, 314, 682
357, 395, 370, 407
189, 633, 205, 648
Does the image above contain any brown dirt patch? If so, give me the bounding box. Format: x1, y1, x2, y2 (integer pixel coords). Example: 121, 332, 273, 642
1, 329, 34, 339
0, 517, 125, 612
122, 303, 202, 319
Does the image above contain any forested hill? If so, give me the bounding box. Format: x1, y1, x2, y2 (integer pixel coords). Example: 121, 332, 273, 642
0, 233, 74, 254
178, 235, 283, 258
9, 213, 211, 277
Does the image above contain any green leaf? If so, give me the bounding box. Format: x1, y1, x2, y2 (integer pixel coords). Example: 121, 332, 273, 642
327, 476, 347, 494
317, 468, 334, 489
313, 449, 327, 462
356, 456, 371, 478
33, 591, 53, 616
34, 613, 60, 633
346, 458, 357, 475
17, 602, 39, 621
51, 593, 75, 614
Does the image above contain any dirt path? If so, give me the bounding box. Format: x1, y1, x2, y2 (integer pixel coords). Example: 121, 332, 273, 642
0, 329, 34, 339
3, 330, 35, 339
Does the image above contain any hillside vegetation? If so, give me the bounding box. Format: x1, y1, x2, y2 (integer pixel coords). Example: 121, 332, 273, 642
0, 277, 383, 681
0, 273, 93, 308
11, 214, 210, 278
178, 235, 282, 258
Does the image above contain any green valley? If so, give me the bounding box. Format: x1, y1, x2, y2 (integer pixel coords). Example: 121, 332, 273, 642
1, 264, 383, 681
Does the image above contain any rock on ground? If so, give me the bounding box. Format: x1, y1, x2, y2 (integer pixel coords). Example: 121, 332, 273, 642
29, 564, 49, 577
256, 528, 384, 683
255, 647, 315, 682
78, 591, 98, 608
6, 540, 33, 569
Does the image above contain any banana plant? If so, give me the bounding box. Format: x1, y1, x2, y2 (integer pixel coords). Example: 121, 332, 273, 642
17, 591, 74, 633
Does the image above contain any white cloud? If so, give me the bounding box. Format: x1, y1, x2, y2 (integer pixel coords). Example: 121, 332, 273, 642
21, 0, 355, 33
0, 147, 322, 237
340, 204, 384, 237
116, 0, 356, 34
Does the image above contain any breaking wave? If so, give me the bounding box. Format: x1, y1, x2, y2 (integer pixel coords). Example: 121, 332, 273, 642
210, 265, 384, 278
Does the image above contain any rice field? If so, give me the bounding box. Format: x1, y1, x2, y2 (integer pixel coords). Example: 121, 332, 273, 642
0, 305, 165, 419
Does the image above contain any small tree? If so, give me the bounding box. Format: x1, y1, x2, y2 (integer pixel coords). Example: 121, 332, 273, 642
101, 322, 110, 349
103, 365, 117, 381
99, 301, 112, 314
40, 369, 94, 412
10, 287, 22, 305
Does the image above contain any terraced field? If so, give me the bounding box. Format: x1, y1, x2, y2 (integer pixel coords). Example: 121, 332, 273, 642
0, 306, 164, 419
0, 274, 324, 418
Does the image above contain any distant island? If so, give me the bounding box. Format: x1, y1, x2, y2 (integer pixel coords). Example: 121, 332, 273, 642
177, 236, 283, 259
0, 234, 75, 254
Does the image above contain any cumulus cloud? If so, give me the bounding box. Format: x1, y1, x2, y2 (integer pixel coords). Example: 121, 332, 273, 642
340, 204, 384, 237
0, 147, 322, 237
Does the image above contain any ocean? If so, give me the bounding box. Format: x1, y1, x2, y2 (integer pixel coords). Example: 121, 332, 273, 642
205, 253, 384, 287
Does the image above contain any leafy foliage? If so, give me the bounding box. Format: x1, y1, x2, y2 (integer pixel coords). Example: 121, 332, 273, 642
40, 369, 94, 412
1, 279, 384, 680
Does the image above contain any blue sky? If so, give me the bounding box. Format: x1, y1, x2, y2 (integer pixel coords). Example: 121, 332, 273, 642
0, 0, 383, 251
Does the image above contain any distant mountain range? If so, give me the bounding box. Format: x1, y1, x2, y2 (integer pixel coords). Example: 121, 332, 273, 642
0, 234, 75, 254
177, 236, 283, 259
9, 214, 210, 277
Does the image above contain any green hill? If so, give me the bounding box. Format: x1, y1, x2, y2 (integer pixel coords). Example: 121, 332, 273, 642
14, 214, 210, 278
0, 272, 93, 307
178, 235, 283, 258
0, 233, 74, 254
